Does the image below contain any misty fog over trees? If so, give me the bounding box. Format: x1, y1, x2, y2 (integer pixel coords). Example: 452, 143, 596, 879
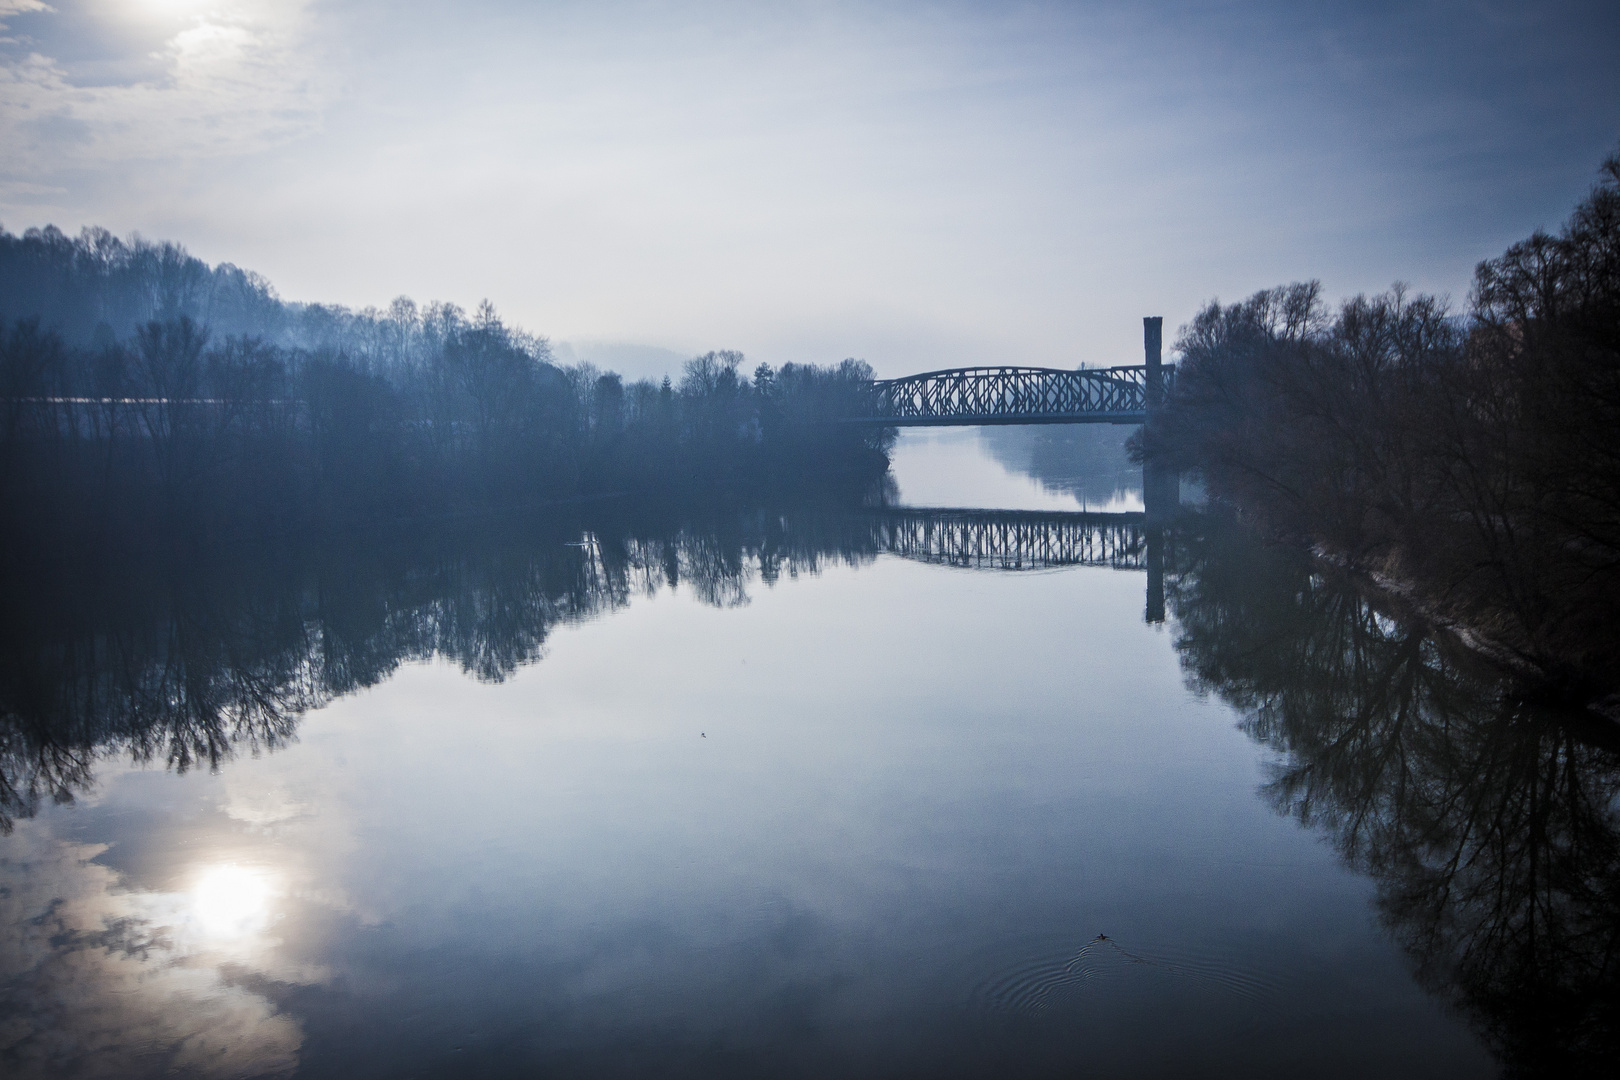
1142, 150, 1620, 700
0, 224, 893, 553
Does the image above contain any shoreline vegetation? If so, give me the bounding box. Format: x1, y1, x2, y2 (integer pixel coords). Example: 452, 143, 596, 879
4, 182, 1619, 1073
5, 150, 1617, 715
0, 225, 894, 561
1141, 150, 1620, 711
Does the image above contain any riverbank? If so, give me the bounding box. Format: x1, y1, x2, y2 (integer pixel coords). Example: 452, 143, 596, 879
1141, 150, 1620, 706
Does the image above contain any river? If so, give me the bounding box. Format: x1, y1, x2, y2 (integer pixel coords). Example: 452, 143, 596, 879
7, 424, 1606, 1078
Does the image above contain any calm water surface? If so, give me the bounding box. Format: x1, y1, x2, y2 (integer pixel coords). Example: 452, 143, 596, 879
4, 426, 1583, 1078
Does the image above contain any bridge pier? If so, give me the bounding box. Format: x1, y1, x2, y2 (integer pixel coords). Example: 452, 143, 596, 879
1144, 464, 1180, 524
1145, 527, 1166, 624
1142, 315, 1180, 526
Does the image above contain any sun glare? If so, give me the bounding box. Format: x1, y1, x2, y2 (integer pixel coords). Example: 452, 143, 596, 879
191, 864, 275, 938
130, 0, 226, 22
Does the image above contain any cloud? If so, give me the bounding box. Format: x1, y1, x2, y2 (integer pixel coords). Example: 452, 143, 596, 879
0, 1, 327, 175
0, 0, 48, 49
0, 1, 52, 22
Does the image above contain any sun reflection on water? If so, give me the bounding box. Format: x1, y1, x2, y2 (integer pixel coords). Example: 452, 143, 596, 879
191, 864, 276, 939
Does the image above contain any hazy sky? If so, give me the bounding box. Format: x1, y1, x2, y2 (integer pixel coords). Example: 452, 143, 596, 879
2, 1, 1617, 375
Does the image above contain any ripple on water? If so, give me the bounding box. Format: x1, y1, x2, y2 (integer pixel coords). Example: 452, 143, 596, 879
972, 935, 1284, 1015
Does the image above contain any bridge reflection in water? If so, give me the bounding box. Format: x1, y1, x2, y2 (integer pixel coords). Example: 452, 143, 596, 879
855, 507, 1168, 623
569, 507, 1172, 626
844, 318, 1181, 537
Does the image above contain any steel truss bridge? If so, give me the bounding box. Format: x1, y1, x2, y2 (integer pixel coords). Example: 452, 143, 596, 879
843, 364, 1174, 427
859, 507, 1149, 571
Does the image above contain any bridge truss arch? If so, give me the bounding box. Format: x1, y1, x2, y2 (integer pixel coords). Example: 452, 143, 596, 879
846, 364, 1173, 427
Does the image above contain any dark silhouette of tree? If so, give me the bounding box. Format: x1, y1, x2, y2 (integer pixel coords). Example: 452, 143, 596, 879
132, 316, 209, 488
0, 319, 66, 473
0, 306, 893, 549
1142, 148, 1620, 697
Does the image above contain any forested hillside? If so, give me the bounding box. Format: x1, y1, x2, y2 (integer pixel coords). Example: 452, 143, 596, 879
0, 226, 894, 548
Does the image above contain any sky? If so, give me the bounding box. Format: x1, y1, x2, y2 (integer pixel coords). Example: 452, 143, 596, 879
2, 0, 1617, 378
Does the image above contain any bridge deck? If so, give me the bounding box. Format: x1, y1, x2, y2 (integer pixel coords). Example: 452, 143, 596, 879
844, 364, 1172, 427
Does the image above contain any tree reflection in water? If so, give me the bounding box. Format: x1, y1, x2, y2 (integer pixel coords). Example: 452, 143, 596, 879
7, 501, 1616, 1074
0, 503, 889, 834
1167, 511, 1620, 1077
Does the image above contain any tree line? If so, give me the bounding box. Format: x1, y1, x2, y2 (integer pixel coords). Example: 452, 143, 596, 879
0, 227, 894, 548
1142, 149, 1620, 699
